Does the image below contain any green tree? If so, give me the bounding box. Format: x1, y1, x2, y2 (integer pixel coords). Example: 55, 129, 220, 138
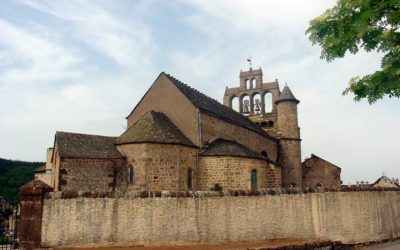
0, 158, 43, 203
306, 0, 400, 104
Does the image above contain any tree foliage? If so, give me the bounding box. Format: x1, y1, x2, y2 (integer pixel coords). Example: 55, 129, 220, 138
0, 158, 43, 203
306, 0, 400, 103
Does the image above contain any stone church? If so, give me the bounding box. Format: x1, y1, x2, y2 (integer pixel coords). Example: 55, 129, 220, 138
36, 67, 341, 193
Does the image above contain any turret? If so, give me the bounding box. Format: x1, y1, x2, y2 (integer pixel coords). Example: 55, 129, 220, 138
275, 85, 302, 187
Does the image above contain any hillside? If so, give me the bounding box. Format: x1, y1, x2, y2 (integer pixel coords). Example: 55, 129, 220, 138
0, 158, 44, 203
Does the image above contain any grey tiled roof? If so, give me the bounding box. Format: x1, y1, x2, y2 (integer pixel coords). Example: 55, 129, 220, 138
116, 111, 195, 147
275, 85, 299, 104
56, 131, 123, 159
164, 73, 277, 141
200, 138, 268, 160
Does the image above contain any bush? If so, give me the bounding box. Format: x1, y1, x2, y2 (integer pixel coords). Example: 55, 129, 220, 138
0, 235, 9, 244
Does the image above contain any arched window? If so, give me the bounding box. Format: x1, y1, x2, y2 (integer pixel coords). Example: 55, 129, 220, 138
251, 169, 257, 190
264, 92, 273, 113
244, 79, 250, 89
242, 95, 250, 114
127, 165, 134, 183
187, 168, 193, 190
251, 78, 256, 88
231, 96, 240, 112
253, 93, 261, 113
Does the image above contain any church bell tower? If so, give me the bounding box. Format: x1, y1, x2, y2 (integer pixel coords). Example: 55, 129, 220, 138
223, 67, 281, 133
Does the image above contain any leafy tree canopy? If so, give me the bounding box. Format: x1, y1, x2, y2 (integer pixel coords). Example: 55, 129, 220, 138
0, 158, 43, 203
306, 0, 400, 104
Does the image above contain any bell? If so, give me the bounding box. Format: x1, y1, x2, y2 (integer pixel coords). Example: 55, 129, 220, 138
243, 100, 250, 114
254, 99, 261, 112
243, 105, 249, 114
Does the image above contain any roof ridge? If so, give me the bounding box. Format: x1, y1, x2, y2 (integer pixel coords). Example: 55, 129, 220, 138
56, 131, 117, 138
164, 73, 278, 141
165, 73, 223, 105
55, 131, 122, 159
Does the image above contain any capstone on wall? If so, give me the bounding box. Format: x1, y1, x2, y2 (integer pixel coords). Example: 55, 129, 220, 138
200, 113, 279, 162
41, 191, 400, 248
198, 156, 281, 190
117, 143, 197, 192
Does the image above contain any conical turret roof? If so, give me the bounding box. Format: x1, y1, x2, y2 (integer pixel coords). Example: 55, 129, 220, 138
116, 111, 195, 147
275, 85, 299, 104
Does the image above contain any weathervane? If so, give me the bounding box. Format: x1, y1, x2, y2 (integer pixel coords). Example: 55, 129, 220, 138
247, 56, 252, 69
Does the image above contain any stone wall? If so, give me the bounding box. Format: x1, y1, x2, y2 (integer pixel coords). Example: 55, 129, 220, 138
59, 158, 126, 192
40, 191, 400, 248
117, 143, 197, 192
198, 156, 281, 190
302, 157, 341, 188
200, 113, 279, 162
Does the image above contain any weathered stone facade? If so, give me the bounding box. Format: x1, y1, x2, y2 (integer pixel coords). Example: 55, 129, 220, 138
198, 156, 280, 190
58, 158, 126, 192
302, 154, 341, 188
117, 143, 197, 192
201, 113, 278, 161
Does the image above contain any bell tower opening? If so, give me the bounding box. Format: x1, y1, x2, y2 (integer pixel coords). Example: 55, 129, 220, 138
223, 66, 281, 133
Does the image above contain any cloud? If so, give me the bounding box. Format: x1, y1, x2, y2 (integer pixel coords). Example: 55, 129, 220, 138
0, 1, 158, 161
22, 0, 156, 70
0, 19, 85, 86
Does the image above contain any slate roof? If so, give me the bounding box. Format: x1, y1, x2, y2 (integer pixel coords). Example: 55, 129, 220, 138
275, 85, 299, 104
164, 73, 278, 141
200, 138, 268, 160
55, 131, 123, 159
116, 111, 195, 147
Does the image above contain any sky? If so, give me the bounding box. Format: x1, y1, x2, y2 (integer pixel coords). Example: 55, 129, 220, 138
0, 0, 399, 184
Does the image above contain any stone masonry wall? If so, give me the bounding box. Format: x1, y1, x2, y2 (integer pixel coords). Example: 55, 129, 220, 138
278, 139, 302, 188
117, 143, 197, 192
59, 158, 126, 192
201, 113, 279, 162
302, 158, 341, 188
41, 191, 400, 248
276, 102, 299, 139
198, 156, 281, 190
